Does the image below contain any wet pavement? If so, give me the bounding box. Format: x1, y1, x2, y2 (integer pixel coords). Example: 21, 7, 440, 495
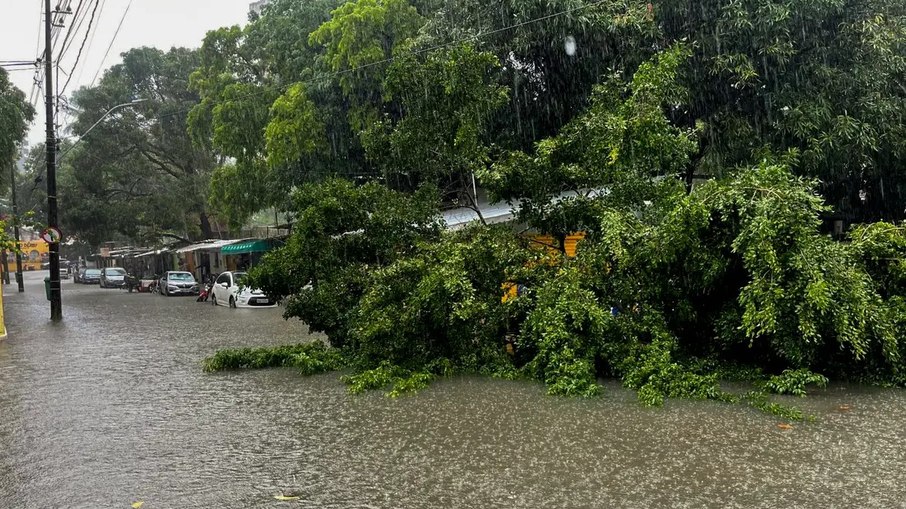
1, 271, 906, 508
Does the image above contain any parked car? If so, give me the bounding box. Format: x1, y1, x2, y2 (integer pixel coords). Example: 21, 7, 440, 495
81, 268, 102, 285
100, 267, 127, 288
211, 271, 275, 308
41, 259, 70, 274
159, 271, 199, 296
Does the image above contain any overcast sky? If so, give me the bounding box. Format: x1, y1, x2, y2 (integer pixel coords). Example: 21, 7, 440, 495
1, 0, 253, 147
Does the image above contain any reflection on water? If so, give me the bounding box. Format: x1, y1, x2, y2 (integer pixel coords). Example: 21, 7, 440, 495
1, 273, 905, 508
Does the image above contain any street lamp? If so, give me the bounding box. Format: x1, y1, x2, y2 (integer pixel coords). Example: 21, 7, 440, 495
59, 99, 147, 161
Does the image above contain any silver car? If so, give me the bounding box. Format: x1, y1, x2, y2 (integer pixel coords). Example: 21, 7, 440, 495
159, 271, 199, 296
100, 267, 127, 288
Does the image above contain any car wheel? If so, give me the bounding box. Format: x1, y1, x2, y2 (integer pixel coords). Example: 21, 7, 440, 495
229, 296, 237, 309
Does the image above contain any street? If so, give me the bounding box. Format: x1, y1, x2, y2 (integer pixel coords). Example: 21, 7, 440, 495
3, 272, 906, 508
0, 271, 322, 507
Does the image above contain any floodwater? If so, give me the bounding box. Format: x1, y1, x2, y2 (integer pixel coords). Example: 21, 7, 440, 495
1, 271, 905, 508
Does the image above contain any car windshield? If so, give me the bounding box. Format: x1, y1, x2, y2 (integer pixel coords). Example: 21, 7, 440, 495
233, 272, 247, 285
85, 270, 101, 276
106, 269, 126, 276
168, 273, 194, 281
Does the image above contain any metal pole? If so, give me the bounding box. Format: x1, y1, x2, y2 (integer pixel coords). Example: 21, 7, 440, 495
57, 100, 146, 162
44, 0, 62, 321
2, 251, 9, 285
9, 162, 24, 292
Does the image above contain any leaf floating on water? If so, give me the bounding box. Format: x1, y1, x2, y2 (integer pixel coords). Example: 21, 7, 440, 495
837, 404, 852, 413
132, 502, 144, 509
777, 423, 794, 430
274, 495, 301, 501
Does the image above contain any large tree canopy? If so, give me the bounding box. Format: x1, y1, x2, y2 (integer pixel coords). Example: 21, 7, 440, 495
34, 0, 906, 408
0, 69, 35, 191
62, 46, 219, 246
194, 0, 906, 411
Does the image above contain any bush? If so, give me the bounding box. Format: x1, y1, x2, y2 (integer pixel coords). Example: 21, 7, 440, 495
206, 165, 906, 415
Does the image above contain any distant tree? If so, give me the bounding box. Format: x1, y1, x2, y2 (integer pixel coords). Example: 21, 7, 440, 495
0, 68, 35, 192
66, 47, 218, 245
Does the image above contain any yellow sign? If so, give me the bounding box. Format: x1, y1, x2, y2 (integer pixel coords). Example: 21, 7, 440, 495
4, 241, 49, 273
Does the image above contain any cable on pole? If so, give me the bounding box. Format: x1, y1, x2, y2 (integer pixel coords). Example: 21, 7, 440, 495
59, 0, 101, 98
90, 0, 131, 86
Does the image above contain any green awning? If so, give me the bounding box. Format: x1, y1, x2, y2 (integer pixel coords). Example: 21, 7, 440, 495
221, 240, 272, 255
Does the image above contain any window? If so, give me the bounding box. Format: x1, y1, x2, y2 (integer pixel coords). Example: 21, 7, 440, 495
216, 273, 230, 285
168, 272, 195, 282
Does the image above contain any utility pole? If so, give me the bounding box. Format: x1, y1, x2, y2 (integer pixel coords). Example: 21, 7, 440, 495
44, 0, 62, 321
9, 162, 24, 292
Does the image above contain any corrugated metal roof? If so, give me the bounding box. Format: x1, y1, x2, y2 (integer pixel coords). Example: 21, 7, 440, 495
442, 201, 515, 230
176, 239, 241, 254
441, 189, 608, 230
133, 249, 168, 258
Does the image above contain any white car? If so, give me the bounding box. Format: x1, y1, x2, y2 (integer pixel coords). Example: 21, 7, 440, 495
211, 271, 276, 308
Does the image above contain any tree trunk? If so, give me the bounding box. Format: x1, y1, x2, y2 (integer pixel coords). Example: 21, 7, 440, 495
199, 211, 215, 239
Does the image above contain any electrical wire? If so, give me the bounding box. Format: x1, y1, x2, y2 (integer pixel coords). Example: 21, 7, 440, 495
29, 0, 47, 106
73, 0, 104, 86
30, 0, 67, 107
90, 0, 131, 86
59, 0, 101, 99
57, 0, 89, 63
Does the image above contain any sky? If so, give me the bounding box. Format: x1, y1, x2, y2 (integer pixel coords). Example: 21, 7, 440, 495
1, 0, 254, 147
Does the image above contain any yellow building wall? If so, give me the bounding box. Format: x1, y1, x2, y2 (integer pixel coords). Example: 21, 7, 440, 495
6, 241, 49, 272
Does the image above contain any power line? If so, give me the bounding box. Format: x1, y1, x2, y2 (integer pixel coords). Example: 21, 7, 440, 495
59, 0, 106, 131
29, 0, 48, 106
59, 0, 101, 98
49, 0, 71, 99
29, 1, 69, 107
74, 0, 105, 87
57, 0, 89, 63
90, 0, 131, 86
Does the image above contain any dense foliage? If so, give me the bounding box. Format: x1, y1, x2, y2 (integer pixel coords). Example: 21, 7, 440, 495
0, 68, 34, 250
0, 68, 34, 191
13, 0, 900, 411
40, 48, 220, 246
190, 0, 906, 415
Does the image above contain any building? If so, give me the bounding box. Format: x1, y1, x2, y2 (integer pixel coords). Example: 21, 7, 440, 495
249, 0, 270, 15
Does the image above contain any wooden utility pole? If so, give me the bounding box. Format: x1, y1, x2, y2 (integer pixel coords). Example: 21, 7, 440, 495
44, 0, 62, 321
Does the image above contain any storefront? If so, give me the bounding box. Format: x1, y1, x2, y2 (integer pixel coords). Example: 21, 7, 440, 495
221, 239, 278, 271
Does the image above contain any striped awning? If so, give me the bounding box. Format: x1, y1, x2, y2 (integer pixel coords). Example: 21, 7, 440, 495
222, 239, 272, 255
176, 239, 237, 254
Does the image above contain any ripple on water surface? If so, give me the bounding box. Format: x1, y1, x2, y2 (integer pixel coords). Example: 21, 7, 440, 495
1, 273, 905, 508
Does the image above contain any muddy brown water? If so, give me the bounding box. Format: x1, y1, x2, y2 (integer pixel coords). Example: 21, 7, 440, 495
1, 272, 905, 508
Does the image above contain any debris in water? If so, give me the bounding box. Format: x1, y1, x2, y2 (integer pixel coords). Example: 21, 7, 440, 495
837, 404, 852, 413
132, 502, 144, 509
274, 494, 301, 501
777, 423, 794, 430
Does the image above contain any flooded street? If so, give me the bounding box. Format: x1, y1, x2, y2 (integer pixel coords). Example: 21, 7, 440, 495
1, 271, 905, 508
